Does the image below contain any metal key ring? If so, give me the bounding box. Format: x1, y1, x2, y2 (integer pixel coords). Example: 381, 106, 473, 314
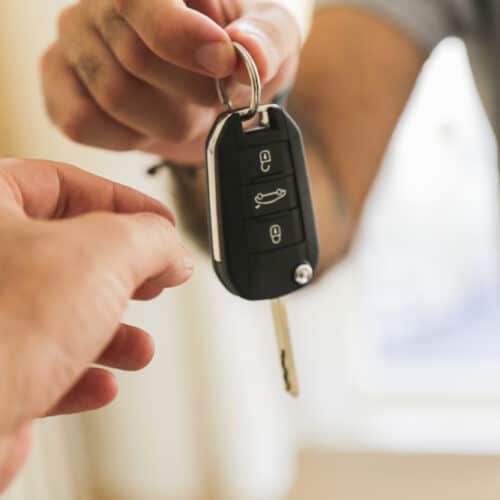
215, 42, 262, 122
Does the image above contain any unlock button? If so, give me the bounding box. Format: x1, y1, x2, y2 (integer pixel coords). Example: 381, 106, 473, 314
269, 224, 282, 245
246, 210, 304, 253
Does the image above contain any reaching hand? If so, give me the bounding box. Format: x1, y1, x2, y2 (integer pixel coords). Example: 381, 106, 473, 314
0, 158, 193, 492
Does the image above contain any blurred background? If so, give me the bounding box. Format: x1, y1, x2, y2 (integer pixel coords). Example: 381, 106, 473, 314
2, 1, 500, 499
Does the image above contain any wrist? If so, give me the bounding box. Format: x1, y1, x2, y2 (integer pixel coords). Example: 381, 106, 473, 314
164, 162, 210, 251
147, 159, 205, 177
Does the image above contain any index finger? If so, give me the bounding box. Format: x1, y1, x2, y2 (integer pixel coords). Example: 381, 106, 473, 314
112, 0, 236, 77
0, 159, 174, 223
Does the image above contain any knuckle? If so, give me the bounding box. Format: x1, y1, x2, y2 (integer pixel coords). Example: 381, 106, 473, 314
96, 8, 149, 79
163, 110, 198, 144
75, 53, 103, 90
98, 5, 123, 41
116, 35, 149, 75
40, 46, 55, 73
149, 14, 180, 58
112, 0, 131, 16
57, 5, 78, 36
97, 72, 130, 112
59, 100, 95, 143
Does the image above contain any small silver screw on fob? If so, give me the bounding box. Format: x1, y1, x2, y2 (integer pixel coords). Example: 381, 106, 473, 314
294, 263, 314, 286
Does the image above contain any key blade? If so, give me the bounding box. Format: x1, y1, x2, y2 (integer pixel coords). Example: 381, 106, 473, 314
271, 299, 299, 397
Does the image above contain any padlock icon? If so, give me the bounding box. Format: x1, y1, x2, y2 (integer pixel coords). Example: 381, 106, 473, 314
269, 224, 283, 245
259, 149, 272, 173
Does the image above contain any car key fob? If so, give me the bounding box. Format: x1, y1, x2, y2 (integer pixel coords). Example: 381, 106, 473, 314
205, 42, 318, 395
206, 102, 319, 301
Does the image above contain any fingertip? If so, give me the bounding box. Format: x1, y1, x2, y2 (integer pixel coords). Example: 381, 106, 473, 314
226, 4, 301, 85
133, 283, 165, 301
183, 253, 195, 275
140, 4, 236, 78
226, 24, 278, 84
139, 332, 156, 368
117, 212, 194, 294
121, 329, 155, 371
175, 251, 195, 285
159, 250, 195, 289
194, 40, 237, 78
168, 255, 195, 288
186, 8, 237, 77
47, 368, 119, 417
98, 325, 156, 371
103, 372, 119, 404
165, 242, 195, 287
87, 368, 119, 407
134, 251, 193, 299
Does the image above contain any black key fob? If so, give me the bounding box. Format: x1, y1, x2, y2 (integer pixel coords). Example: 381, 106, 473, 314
206, 103, 319, 300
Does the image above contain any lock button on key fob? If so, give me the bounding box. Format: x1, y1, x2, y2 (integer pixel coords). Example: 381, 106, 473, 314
240, 142, 293, 183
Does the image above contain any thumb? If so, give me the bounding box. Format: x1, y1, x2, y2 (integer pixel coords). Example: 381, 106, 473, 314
75, 211, 194, 295
226, 2, 302, 85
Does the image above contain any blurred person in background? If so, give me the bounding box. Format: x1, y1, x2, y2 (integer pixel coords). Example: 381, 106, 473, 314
0, 160, 193, 493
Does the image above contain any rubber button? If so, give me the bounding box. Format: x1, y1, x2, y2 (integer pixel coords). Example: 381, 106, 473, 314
240, 142, 293, 184
246, 209, 304, 253
244, 176, 297, 218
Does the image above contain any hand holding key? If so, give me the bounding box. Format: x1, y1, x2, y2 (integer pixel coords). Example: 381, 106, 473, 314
41, 0, 302, 165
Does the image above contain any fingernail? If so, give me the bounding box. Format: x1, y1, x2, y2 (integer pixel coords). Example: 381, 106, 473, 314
231, 22, 278, 81
183, 254, 195, 272
194, 41, 235, 77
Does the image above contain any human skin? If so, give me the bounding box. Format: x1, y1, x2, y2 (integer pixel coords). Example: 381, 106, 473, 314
41, 0, 301, 162
0, 159, 193, 493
